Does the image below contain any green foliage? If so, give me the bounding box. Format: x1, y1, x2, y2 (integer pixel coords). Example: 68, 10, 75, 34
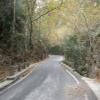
49, 45, 63, 55
0, 0, 48, 67
0, 0, 13, 48
63, 35, 88, 76
41, 0, 100, 77
0, 0, 25, 50
0, 0, 100, 78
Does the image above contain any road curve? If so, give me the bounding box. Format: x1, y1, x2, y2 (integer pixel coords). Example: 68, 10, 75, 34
0, 55, 97, 100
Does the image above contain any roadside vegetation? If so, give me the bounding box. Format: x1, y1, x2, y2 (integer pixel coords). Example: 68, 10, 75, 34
0, 0, 100, 81
0, 0, 48, 79
62, 0, 100, 77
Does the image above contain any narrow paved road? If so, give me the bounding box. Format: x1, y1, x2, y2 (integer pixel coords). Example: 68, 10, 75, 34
0, 55, 97, 100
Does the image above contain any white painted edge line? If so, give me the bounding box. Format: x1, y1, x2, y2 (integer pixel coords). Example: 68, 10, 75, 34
65, 69, 80, 85
63, 63, 88, 100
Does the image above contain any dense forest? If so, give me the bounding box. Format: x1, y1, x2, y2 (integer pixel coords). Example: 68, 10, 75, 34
0, 0, 100, 78
0, 0, 48, 67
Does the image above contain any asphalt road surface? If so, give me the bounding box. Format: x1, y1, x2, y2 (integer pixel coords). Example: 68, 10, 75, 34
0, 55, 97, 100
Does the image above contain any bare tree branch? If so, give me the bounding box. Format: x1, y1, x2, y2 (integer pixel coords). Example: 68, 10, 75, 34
33, 0, 63, 22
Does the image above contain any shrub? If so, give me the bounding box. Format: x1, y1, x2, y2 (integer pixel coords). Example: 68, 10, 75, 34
63, 35, 88, 76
